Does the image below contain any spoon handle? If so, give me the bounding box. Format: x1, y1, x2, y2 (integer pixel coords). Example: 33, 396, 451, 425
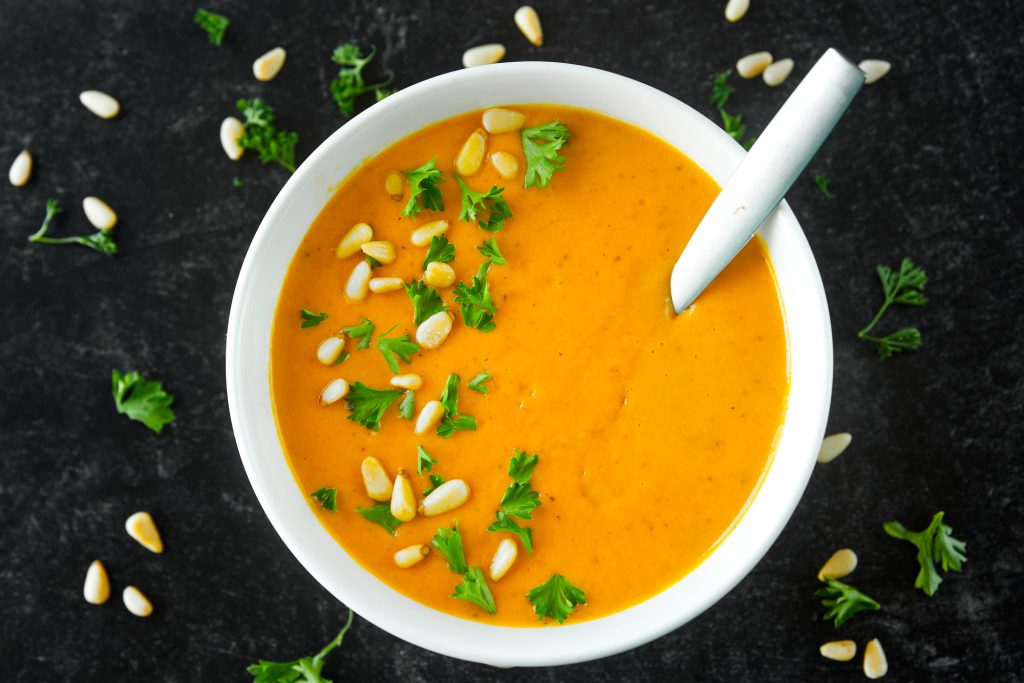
670, 48, 865, 313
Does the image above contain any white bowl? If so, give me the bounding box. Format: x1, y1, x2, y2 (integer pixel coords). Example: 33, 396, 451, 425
226, 61, 832, 667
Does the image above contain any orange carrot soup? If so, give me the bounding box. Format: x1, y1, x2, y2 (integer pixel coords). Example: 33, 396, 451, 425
270, 105, 788, 626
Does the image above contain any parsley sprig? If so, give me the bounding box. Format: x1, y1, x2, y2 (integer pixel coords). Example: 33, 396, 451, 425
341, 317, 375, 349
457, 177, 512, 231
521, 121, 570, 189
300, 309, 329, 328
432, 522, 469, 574
112, 370, 175, 434
398, 390, 415, 419
431, 523, 497, 614
437, 374, 477, 438
404, 280, 447, 325
194, 9, 229, 46
883, 511, 966, 596
401, 159, 444, 218
416, 445, 437, 475
454, 567, 497, 615
857, 258, 928, 359
467, 371, 491, 394
814, 172, 836, 198
487, 450, 540, 552
329, 43, 394, 118
422, 234, 456, 270
477, 238, 506, 266
246, 609, 353, 683
237, 98, 298, 173
344, 382, 403, 431
710, 69, 735, 107
27, 199, 118, 255
711, 70, 755, 150
454, 263, 497, 332
526, 574, 586, 623
309, 487, 337, 512
356, 503, 402, 535
816, 578, 881, 627
377, 326, 419, 373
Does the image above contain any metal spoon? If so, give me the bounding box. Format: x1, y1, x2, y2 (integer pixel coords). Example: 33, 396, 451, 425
670, 48, 865, 313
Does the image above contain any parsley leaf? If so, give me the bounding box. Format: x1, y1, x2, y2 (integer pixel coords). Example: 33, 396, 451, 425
453, 567, 497, 614
710, 69, 735, 108
344, 381, 403, 431
374, 87, 395, 101
416, 445, 436, 475
439, 373, 460, 415
27, 199, 118, 256
356, 503, 402, 535
377, 326, 419, 373
398, 390, 415, 420
423, 473, 445, 496
237, 98, 298, 173
467, 371, 491, 394
341, 317, 375, 350
422, 234, 456, 270
815, 578, 881, 627
329, 43, 393, 118
526, 574, 586, 623
404, 280, 448, 325
720, 108, 747, 142
402, 159, 444, 218
194, 9, 229, 46
883, 511, 966, 596
246, 609, 353, 683
857, 258, 928, 359
432, 522, 468, 574
500, 482, 542, 520
309, 487, 337, 512
437, 374, 477, 438
487, 510, 533, 553
454, 262, 497, 332
112, 370, 175, 434
521, 121, 570, 189
457, 177, 512, 231
508, 449, 538, 483
300, 309, 329, 328
476, 238, 506, 266
488, 450, 540, 551
814, 172, 836, 199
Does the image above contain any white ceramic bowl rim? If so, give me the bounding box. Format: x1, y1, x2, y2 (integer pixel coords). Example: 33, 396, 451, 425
226, 61, 832, 667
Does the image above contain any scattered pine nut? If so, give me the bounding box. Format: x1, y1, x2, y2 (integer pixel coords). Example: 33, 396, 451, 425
344, 260, 372, 302
390, 374, 423, 390
390, 468, 417, 522
818, 432, 852, 463
863, 639, 888, 679
83, 560, 111, 605
489, 151, 519, 180
820, 640, 858, 662
724, 0, 750, 22
424, 261, 456, 289
482, 108, 526, 134
462, 44, 506, 68
410, 220, 449, 247
361, 456, 393, 502
79, 90, 120, 119
8, 150, 32, 187
316, 333, 346, 365
514, 6, 544, 46
818, 548, 858, 581
319, 378, 349, 406
394, 544, 431, 568
384, 171, 403, 200
763, 58, 795, 87
859, 60, 891, 85
253, 47, 287, 81
125, 511, 163, 554
369, 276, 404, 293
336, 223, 374, 259
82, 196, 118, 231
418, 479, 470, 516
416, 311, 453, 350
414, 400, 444, 435
220, 117, 245, 160
489, 538, 518, 581
122, 585, 153, 617
456, 128, 487, 177
360, 240, 396, 264
737, 51, 774, 79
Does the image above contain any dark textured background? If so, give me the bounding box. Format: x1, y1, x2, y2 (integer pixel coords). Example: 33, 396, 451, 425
2, 1, 1022, 680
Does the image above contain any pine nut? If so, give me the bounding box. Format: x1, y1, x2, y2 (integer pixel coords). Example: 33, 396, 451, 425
489, 151, 519, 179
8, 150, 32, 187
818, 548, 858, 581
724, 0, 750, 22
482, 108, 527, 134
336, 223, 374, 259
859, 60, 892, 85
424, 261, 456, 289
456, 129, 487, 177
83, 560, 111, 605
79, 90, 120, 119
220, 117, 245, 160
122, 586, 153, 617
369, 277, 404, 293
863, 639, 888, 679
125, 511, 163, 554
820, 640, 857, 662
489, 538, 518, 581
414, 400, 444, 435
462, 44, 506, 68
344, 260, 372, 302
316, 333, 346, 365
82, 196, 118, 231
319, 378, 349, 406
390, 374, 423, 390
763, 58, 794, 87
361, 240, 396, 264
390, 468, 416, 522
361, 456, 393, 502
253, 47, 287, 81
410, 220, 449, 247
385, 171, 403, 200
418, 479, 470, 516
394, 544, 431, 568
818, 432, 852, 463
514, 6, 544, 46
416, 311, 453, 350
737, 51, 774, 79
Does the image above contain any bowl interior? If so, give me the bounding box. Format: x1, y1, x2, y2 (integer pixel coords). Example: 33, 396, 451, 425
226, 62, 832, 667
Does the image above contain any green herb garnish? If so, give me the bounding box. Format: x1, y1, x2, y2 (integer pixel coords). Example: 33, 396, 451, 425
467, 371, 492, 394
300, 309, 329, 328
356, 503, 402, 535
329, 43, 393, 118
374, 87, 395, 101
194, 9, 229, 46
883, 511, 966, 596
477, 238, 506, 266
526, 574, 586, 623
237, 98, 298, 173
487, 510, 533, 553
488, 450, 540, 552
521, 121, 570, 189
814, 173, 836, 198
416, 445, 436, 475
341, 316, 375, 349
423, 473, 444, 496
710, 69, 735, 108
422, 234, 456, 270
857, 258, 927, 359
507, 449, 539, 483
232, 177, 243, 187
816, 578, 881, 627
402, 159, 444, 218
720, 109, 746, 143
454, 262, 497, 332
112, 370, 175, 434
309, 487, 337, 512
344, 381, 402, 431
377, 326, 419, 373
27, 199, 118, 255
457, 177, 512, 231
453, 567, 497, 614
403, 280, 447, 325
432, 522, 468, 574
398, 390, 415, 420
436, 374, 477, 438
246, 609, 353, 682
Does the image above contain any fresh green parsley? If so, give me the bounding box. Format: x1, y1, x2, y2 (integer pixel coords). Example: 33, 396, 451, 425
499, 479, 542, 519
423, 473, 444, 496
194, 9, 229, 46
488, 450, 541, 552
521, 121, 570, 189
27, 199, 118, 256
710, 69, 735, 108
401, 159, 444, 218
422, 234, 456, 270
309, 487, 337, 512
112, 370, 175, 434
814, 173, 836, 199
488, 510, 533, 553
454, 263, 497, 332
416, 445, 436, 475
457, 177, 512, 232
816, 578, 881, 627
526, 574, 586, 623
404, 280, 447, 325
374, 87, 395, 102
232, 176, 243, 187
344, 381, 403, 431
341, 317, 375, 350
477, 238, 506, 266
432, 522, 468, 574
356, 503, 402, 535
377, 326, 419, 373
720, 109, 746, 143
332, 351, 349, 367
364, 254, 382, 269
246, 609, 353, 683
467, 371, 492, 394
883, 511, 966, 596
437, 374, 477, 438
453, 567, 497, 614
508, 449, 539, 484
237, 98, 298, 173
329, 43, 393, 118
398, 390, 415, 420
300, 309, 329, 328
857, 258, 927, 359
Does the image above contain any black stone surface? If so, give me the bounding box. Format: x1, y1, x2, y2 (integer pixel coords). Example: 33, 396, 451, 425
1, 1, 1022, 680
